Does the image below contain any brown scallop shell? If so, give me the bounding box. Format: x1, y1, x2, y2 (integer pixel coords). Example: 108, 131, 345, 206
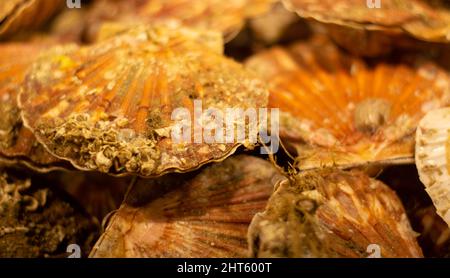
0, 42, 68, 172
53, 171, 131, 222
245, 36, 450, 171
19, 25, 269, 177
282, 0, 450, 43
90, 155, 285, 258
85, 0, 277, 42
248, 169, 423, 258
0, 0, 64, 40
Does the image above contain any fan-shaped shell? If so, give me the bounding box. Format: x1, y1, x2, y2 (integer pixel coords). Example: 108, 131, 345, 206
0, 0, 64, 40
0, 42, 67, 172
416, 108, 450, 227
248, 169, 423, 258
245, 36, 450, 171
85, 0, 277, 42
90, 155, 285, 258
19, 25, 269, 177
282, 0, 450, 43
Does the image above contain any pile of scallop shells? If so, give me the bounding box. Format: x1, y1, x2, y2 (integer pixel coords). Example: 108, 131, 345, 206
0, 0, 449, 258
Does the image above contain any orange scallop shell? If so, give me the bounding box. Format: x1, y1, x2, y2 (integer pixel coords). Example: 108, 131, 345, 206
282, 0, 450, 43
248, 169, 423, 258
245, 36, 450, 170
19, 25, 269, 177
0, 42, 67, 172
0, 0, 64, 40
85, 0, 277, 42
89, 155, 284, 258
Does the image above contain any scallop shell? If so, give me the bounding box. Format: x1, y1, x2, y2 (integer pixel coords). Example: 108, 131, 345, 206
0, 169, 98, 257
0, 42, 67, 172
0, 0, 64, 40
413, 206, 450, 258
248, 169, 423, 258
54, 171, 131, 222
416, 107, 450, 227
90, 155, 284, 258
249, 2, 303, 44
50, 8, 87, 43
282, 0, 450, 43
245, 36, 450, 171
19, 25, 269, 177
85, 0, 277, 42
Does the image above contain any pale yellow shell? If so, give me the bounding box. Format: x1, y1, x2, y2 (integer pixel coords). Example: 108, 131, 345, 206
416, 107, 450, 227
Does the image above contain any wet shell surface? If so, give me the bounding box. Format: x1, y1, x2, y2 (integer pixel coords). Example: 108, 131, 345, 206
245, 36, 450, 170
282, 0, 450, 43
416, 108, 450, 227
248, 169, 423, 258
0, 42, 66, 172
85, 0, 277, 42
0, 0, 64, 39
19, 25, 269, 177
90, 155, 284, 258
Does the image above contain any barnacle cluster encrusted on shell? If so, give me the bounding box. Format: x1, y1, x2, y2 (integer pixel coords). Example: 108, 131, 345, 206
0, 170, 98, 257
39, 114, 160, 175
416, 108, 450, 227
248, 169, 423, 258
19, 25, 269, 177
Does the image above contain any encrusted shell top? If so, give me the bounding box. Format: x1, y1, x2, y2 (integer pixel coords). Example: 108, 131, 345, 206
245, 36, 450, 170
85, 0, 277, 42
282, 0, 450, 43
248, 169, 423, 258
0, 0, 64, 40
416, 107, 450, 227
19, 25, 269, 177
90, 155, 285, 258
0, 42, 66, 172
